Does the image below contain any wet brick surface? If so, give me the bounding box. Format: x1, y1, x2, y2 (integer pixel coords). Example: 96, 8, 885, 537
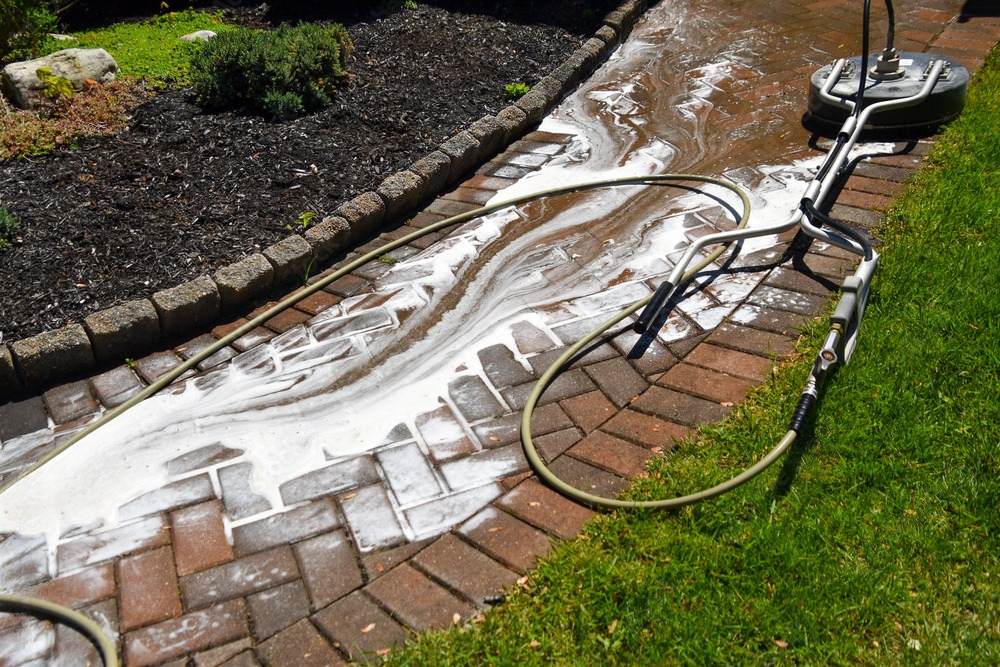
1, 3, 995, 664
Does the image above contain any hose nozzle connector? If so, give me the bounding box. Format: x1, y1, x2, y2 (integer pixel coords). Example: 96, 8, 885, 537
871, 47, 905, 81
634, 279, 676, 334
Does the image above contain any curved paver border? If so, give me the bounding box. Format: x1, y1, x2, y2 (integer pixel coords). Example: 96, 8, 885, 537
0, 0, 651, 399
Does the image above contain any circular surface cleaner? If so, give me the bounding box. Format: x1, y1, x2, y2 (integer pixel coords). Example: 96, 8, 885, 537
807, 51, 968, 132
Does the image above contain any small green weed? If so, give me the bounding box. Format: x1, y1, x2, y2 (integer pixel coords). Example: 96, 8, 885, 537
285, 211, 316, 231
0, 206, 20, 252
504, 81, 530, 100
377, 255, 397, 265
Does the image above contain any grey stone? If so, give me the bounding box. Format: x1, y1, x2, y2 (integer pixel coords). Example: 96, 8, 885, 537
83, 299, 160, 364
376, 169, 425, 221
408, 150, 452, 196
1, 48, 118, 109
214, 253, 274, 312
494, 105, 530, 144
0, 345, 22, 398
263, 235, 313, 286
10, 324, 95, 388
580, 38, 609, 71
468, 115, 505, 158
304, 216, 350, 262
550, 59, 585, 96
335, 191, 385, 242
514, 90, 550, 127
603, 9, 629, 31
531, 76, 564, 106
48, 33, 76, 41
151, 276, 221, 339
595, 24, 618, 46
619, 0, 646, 23
439, 131, 482, 184
179, 30, 216, 42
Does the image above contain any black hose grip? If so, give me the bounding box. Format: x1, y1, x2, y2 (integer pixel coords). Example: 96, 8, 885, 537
634, 280, 675, 333
788, 392, 817, 434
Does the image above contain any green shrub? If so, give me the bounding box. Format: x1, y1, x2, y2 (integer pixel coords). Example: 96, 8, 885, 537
1, 0, 59, 65
190, 22, 352, 121
0, 206, 20, 252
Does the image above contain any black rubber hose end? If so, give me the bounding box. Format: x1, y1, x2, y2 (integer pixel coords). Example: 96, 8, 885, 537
788, 392, 818, 434
634, 280, 675, 333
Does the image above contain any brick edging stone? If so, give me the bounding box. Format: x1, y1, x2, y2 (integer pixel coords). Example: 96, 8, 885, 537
0, 0, 651, 399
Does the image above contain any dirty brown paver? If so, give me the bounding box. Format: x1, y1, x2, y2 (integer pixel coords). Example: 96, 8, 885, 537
1, 2, 998, 665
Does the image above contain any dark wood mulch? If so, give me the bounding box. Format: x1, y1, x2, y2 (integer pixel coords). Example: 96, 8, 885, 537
0, 1, 615, 343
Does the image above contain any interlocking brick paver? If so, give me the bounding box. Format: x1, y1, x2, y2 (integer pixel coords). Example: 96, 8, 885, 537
360, 539, 432, 582
448, 374, 506, 422
630, 385, 732, 427
119, 473, 215, 521
0, 396, 48, 441
459, 507, 551, 574
405, 483, 506, 539
686, 343, 774, 382
58, 515, 170, 573
583, 356, 650, 407
415, 405, 477, 462
377, 442, 443, 505
232, 499, 340, 556
0, 533, 49, 590
531, 426, 584, 461
278, 455, 379, 505
340, 484, 407, 552
477, 343, 533, 388
247, 579, 311, 642
498, 479, 593, 540
132, 350, 185, 385
600, 408, 690, 450
502, 368, 596, 410
90, 364, 145, 408
180, 546, 299, 611
191, 637, 254, 667
547, 455, 628, 499
365, 562, 476, 631
218, 462, 272, 520
22, 563, 115, 611
172, 499, 234, 577
293, 530, 364, 610
438, 445, 527, 491
658, 363, 756, 405
312, 591, 408, 663
560, 390, 616, 433
256, 619, 347, 667
42, 380, 99, 424
118, 546, 183, 632
568, 430, 654, 478
707, 323, 796, 359
124, 599, 249, 667
412, 533, 519, 605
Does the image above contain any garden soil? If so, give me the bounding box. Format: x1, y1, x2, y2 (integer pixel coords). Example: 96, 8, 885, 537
0, 1, 614, 342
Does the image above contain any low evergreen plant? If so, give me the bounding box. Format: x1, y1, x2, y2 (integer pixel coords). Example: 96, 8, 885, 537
189, 22, 352, 121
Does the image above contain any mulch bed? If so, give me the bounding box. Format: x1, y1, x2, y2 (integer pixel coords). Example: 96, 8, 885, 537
0, 2, 614, 343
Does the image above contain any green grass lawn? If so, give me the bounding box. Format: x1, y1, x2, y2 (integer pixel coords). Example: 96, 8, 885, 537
383, 46, 1000, 666
38, 9, 229, 84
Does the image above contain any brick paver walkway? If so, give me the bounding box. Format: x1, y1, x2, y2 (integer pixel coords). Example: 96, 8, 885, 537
2, 1, 999, 665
